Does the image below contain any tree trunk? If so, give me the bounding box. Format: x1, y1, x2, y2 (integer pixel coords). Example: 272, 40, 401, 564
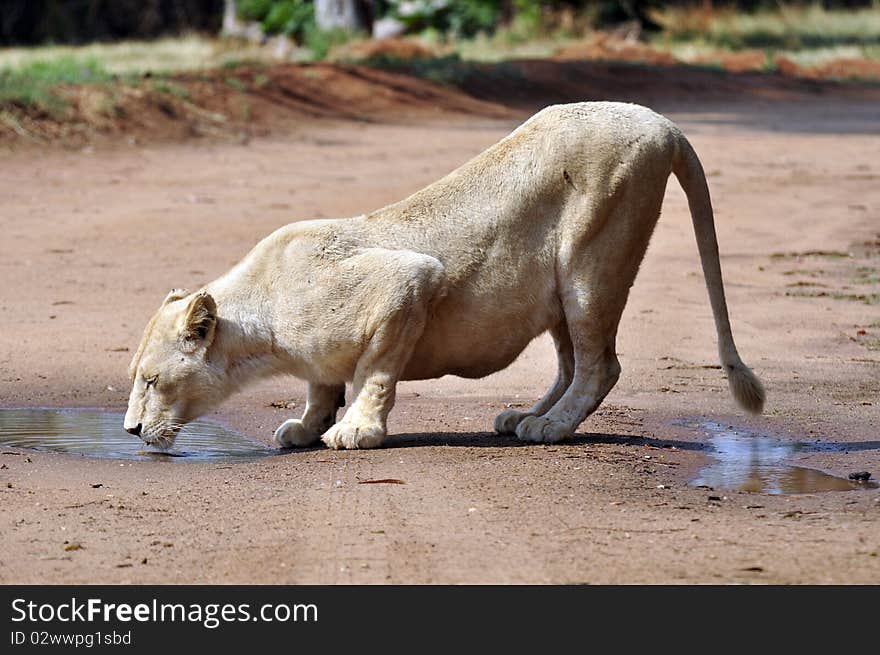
314, 0, 369, 33
222, 0, 239, 35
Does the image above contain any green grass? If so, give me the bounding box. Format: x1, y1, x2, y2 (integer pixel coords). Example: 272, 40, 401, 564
221, 57, 269, 71
224, 76, 247, 92
0, 56, 110, 114
304, 27, 354, 61
153, 79, 190, 100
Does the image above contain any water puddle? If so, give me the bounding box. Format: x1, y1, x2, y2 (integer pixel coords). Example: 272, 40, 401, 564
0, 408, 277, 462
689, 421, 878, 494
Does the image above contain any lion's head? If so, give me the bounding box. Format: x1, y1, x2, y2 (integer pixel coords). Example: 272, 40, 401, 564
124, 288, 223, 448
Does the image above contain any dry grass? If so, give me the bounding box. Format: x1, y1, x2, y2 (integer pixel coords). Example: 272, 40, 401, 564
652, 2, 880, 74
0, 35, 274, 77
653, 3, 880, 49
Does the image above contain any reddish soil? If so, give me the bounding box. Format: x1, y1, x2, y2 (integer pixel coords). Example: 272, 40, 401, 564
0, 62, 878, 583
4, 53, 879, 148
0, 61, 509, 148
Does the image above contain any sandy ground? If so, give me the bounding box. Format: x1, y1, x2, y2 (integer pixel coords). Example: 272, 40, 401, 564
1, 87, 879, 583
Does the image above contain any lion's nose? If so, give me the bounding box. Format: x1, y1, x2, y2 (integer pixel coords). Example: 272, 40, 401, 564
126, 423, 142, 437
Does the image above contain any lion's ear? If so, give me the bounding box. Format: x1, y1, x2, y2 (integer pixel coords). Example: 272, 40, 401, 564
178, 291, 217, 352
162, 288, 191, 307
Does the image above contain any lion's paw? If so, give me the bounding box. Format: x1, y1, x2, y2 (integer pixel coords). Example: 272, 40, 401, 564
274, 419, 320, 448
321, 421, 386, 450
494, 409, 531, 435
515, 415, 572, 444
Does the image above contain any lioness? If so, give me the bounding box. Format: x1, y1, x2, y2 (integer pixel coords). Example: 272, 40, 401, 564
125, 102, 764, 450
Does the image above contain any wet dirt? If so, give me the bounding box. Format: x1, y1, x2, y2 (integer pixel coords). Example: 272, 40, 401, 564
690, 421, 878, 494
0, 408, 275, 462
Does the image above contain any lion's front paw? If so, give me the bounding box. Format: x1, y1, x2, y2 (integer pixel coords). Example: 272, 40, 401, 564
494, 409, 531, 435
274, 419, 320, 448
515, 415, 572, 444
321, 421, 386, 450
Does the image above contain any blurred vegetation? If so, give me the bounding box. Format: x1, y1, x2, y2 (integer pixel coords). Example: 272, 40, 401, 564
1, 1, 878, 46
384, 1, 508, 37
653, 3, 880, 49
0, 1, 879, 94
0, 1, 223, 45
0, 56, 110, 115
237, 0, 316, 38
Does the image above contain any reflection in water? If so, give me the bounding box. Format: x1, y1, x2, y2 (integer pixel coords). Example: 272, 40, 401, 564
0, 408, 277, 462
691, 423, 877, 494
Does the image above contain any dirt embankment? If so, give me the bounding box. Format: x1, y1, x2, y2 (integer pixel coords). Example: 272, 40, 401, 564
0, 61, 508, 147
3, 55, 880, 148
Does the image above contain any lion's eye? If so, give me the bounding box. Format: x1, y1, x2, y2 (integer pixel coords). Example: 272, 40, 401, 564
144, 375, 158, 388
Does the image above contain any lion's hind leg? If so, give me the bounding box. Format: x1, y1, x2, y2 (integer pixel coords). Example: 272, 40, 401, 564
513, 264, 627, 444
514, 332, 621, 444
494, 319, 574, 435
515, 167, 665, 444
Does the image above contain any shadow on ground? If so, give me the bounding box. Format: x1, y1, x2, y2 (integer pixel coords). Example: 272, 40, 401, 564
803, 440, 880, 453
381, 430, 706, 451
274, 431, 880, 454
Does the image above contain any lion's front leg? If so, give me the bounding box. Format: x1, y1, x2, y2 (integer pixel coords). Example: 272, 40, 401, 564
274, 382, 345, 448
320, 371, 395, 450
321, 249, 447, 450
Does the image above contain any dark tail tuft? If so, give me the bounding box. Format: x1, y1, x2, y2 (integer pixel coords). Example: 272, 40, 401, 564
726, 360, 765, 415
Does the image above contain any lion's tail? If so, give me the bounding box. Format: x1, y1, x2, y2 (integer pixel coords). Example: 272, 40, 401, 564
671, 134, 765, 415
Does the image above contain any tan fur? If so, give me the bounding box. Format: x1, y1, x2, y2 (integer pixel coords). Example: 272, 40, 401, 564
125, 102, 765, 450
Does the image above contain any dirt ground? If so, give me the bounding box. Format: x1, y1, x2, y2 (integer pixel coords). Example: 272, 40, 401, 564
0, 67, 879, 584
